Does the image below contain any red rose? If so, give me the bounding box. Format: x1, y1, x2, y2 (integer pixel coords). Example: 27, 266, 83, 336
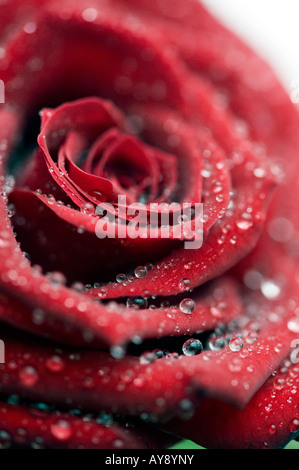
0, 0, 298, 449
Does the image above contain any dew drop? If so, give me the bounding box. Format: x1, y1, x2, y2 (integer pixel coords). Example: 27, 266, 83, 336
71, 282, 85, 293
77, 225, 85, 234
228, 358, 242, 372
110, 345, 125, 359
32, 308, 45, 325
178, 399, 194, 419
23, 22, 37, 34
179, 278, 191, 291
0, 430, 11, 449
139, 352, 156, 365
182, 339, 203, 356
213, 182, 223, 194
268, 218, 294, 243
184, 262, 192, 271
208, 335, 226, 351
243, 270, 262, 290
19, 366, 39, 387
114, 439, 124, 448
46, 271, 66, 287
210, 306, 223, 319
287, 318, 299, 334
201, 169, 211, 178
261, 280, 281, 299
217, 234, 226, 245
289, 418, 299, 434
0, 237, 10, 249
45, 355, 64, 373
51, 420, 72, 441
134, 266, 147, 278
47, 196, 56, 206
274, 377, 285, 391
244, 331, 258, 345
179, 298, 196, 314
82, 7, 98, 22
4, 176, 15, 194
269, 424, 276, 435
236, 213, 253, 231
116, 273, 127, 283
229, 337, 244, 352
7, 204, 15, 218
80, 202, 95, 215
230, 235, 237, 245
126, 297, 148, 309
253, 167, 266, 178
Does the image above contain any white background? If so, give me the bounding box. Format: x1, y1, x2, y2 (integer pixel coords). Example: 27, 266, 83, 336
201, 0, 299, 93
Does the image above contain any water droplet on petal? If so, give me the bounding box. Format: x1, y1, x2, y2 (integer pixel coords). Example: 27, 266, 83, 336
269, 425, 276, 435
0, 430, 11, 449
114, 439, 124, 448
46, 271, 66, 287
261, 280, 281, 299
51, 420, 72, 441
80, 202, 95, 215
32, 308, 45, 325
134, 266, 147, 278
208, 335, 226, 351
184, 262, 192, 271
182, 339, 203, 356
179, 298, 196, 314
77, 225, 85, 234
139, 352, 156, 365
126, 297, 148, 309
244, 331, 258, 345
7, 203, 15, 218
236, 213, 253, 231
289, 418, 299, 434
46, 355, 64, 373
217, 234, 226, 245
228, 358, 242, 372
179, 278, 191, 291
19, 366, 39, 387
82, 7, 98, 22
230, 235, 237, 245
229, 337, 244, 352
274, 377, 285, 391
243, 270, 262, 290
110, 345, 125, 359
23, 22, 37, 34
201, 169, 211, 178
253, 167, 266, 178
71, 282, 85, 293
268, 218, 294, 243
116, 273, 127, 283
0, 236, 10, 248
288, 318, 299, 334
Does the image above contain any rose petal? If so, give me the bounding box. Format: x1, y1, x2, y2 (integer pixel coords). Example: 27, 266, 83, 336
167, 355, 299, 449
0, 402, 173, 449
